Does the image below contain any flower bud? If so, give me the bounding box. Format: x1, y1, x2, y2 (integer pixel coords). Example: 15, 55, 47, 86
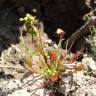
56, 28, 65, 39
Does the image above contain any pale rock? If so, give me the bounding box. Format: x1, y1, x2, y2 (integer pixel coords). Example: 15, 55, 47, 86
82, 57, 96, 71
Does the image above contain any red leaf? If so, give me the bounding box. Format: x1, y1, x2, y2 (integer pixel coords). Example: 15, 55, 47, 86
50, 73, 58, 81
50, 51, 57, 61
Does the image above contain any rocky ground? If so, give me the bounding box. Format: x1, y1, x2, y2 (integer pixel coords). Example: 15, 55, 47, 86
0, 0, 96, 96
0, 45, 96, 96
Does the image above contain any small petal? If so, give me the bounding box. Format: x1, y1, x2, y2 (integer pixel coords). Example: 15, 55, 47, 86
20, 18, 24, 21
24, 17, 28, 21
26, 13, 31, 17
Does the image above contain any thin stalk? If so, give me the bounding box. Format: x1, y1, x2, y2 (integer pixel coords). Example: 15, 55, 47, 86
38, 52, 49, 69
55, 39, 63, 68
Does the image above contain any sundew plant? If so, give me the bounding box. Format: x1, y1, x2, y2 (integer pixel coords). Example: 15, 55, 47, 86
20, 14, 84, 81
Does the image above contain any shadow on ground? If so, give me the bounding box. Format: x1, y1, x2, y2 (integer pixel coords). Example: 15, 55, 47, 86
0, 3, 21, 55
0, 0, 95, 55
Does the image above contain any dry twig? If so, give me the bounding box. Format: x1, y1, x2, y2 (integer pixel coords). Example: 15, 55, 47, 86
68, 17, 96, 47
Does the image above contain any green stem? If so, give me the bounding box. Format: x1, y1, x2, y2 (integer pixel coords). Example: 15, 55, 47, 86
56, 39, 63, 68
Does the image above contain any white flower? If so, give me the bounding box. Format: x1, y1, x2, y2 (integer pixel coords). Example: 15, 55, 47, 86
26, 13, 31, 17
20, 18, 24, 21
